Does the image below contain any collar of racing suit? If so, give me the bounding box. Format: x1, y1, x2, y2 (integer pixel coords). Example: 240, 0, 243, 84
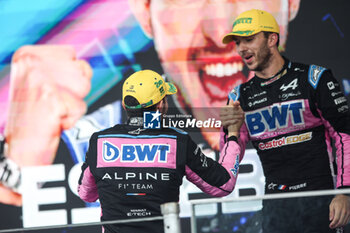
258, 56, 291, 87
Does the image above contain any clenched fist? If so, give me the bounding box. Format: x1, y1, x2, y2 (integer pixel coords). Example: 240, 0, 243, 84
220, 100, 244, 137
1, 45, 92, 205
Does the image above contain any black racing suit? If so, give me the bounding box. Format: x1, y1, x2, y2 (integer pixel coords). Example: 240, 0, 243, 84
78, 120, 241, 233
221, 57, 350, 233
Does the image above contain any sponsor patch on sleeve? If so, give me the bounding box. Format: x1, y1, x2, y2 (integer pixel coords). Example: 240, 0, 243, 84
228, 85, 241, 101
230, 154, 240, 177
308, 65, 326, 89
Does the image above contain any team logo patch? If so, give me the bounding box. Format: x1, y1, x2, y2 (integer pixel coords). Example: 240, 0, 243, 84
280, 78, 298, 91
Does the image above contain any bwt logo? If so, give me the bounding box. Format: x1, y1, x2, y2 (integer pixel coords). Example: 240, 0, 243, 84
246, 100, 305, 135
103, 141, 170, 163
144, 110, 161, 129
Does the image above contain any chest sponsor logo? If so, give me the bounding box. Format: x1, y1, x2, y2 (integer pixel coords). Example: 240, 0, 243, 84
258, 132, 312, 150
334, 97, 347, 105
338, 105, 349, 113
248, 91, 266, 100
97, 137, 176, 168
279, 91, 301, 101
248, 97, 267, 107
327, 81, 335, 90
245, 100, 305, 136
294, 67, 304, 72
331, 91, 342, 97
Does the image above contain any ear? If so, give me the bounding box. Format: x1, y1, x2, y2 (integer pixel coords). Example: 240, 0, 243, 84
268, 33, 279, 48
289, 0, 301, 21
157, 98, 164, 110
128, 0, 154, 38
157, 98, 168, 114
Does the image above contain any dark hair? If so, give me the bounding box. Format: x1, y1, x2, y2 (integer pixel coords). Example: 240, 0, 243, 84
263, 31, 280, 47
124, 95, 158, 118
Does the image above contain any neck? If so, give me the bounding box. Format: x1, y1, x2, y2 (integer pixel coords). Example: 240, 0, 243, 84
255, 52, 285, 79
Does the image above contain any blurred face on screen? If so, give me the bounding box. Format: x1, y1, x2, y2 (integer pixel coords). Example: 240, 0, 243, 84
129, 0, 300, 149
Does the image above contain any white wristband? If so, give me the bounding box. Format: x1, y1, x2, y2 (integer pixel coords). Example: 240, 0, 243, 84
0, 157, 22, 193
0, 135, 22, 193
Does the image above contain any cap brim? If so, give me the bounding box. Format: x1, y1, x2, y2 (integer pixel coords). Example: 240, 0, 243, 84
165, 82, 177, 95
223, 30, 262, 44
222, 33, 237, 44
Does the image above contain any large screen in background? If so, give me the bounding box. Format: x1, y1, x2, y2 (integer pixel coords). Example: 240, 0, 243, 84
0, 0, 349, 232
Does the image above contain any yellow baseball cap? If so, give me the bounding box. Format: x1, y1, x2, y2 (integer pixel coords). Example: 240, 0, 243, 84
222, 9, 280, 44
122, 70, 177, 109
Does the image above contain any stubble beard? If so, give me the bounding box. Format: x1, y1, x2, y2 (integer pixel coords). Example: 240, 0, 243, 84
253, 40, 272, 72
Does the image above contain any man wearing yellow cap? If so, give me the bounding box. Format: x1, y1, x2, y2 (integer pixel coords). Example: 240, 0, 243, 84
221, 9, 350, 233
77, 69, 242, 233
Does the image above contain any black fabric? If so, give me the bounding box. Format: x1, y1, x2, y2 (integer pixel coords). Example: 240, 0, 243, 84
262, 196, 338, 233
81, 124, 232, 233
